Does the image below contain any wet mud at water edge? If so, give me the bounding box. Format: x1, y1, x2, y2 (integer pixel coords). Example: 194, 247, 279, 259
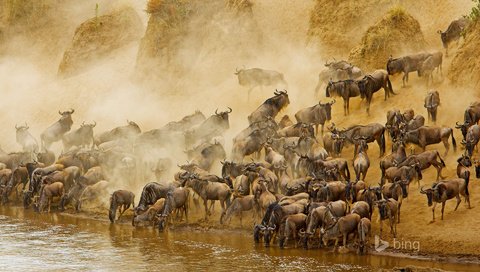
0, 206, 478, 272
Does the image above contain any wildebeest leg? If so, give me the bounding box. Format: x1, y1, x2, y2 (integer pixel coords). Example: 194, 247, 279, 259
454, 195, 461, 211
442, 137, 450, 157
343, 97, 348, 116
203, 199, 209, 220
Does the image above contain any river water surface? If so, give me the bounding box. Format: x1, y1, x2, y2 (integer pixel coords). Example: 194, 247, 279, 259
0, 206, 477, 271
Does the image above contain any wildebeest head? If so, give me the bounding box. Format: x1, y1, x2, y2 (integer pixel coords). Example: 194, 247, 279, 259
474, 159, 480, 179
58, 109, 75, 128
319, 100, 335, 121
437, 30, 447, 49
455, 121, 469, 140
376, 199, 388, 220
15, 123, 32, 142
420, 186, 434, 206
271, 90, 290, 109
214, 107, 233, 129
126, 120, 141, 134
386, 56, 404, 75
457, 154, 472, 167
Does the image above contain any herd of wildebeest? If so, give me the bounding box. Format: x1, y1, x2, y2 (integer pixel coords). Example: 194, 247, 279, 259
0, 17, 477, 254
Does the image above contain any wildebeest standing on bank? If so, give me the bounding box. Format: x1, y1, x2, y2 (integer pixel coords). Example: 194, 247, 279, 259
184, 108, 232, 148
62, 121, 96, 151
234, 67, 287, 101
357, 70, 395, 115
424, 90, 440, 123
40, 109, 74, 150
248, 90, 290, 124
94, 120, 141, 146
386, 53, 430, 87
438, 18, 469, 57
294, 100, 335, 135
314, 60, 363, 95
325, 79, 361, 116
400, 126, 456, 156
109, 190, 135, 223
15, 123, 38, 160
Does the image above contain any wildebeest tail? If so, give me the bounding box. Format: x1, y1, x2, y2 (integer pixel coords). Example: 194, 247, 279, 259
380, 130, 386, 156
386, 76, 396, 95
450, 128, 457, 152
436, 151, 446, 167
345, 164, 351, 181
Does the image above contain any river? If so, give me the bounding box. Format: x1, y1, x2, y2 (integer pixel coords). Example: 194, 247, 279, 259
0, 206, 477, 272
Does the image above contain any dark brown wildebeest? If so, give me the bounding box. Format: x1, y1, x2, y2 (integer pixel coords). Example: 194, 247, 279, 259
109, 190, 135, 223
386, 53, 430, 87
62, 121, 96, 150
15, 123, 39, 155
384, 163, 423, 188
134, 182, 176, 214
356, 187, 382, 219
376, 198, 398, 238
326, 79, 362, 116
456, 155, 471, 188
35, 182, 65, 213
234, 68, 287, 101
420, 178, 470, 221
400, 126, 456, 156
357, 70, 395, 114
357, 217, 371, 254
184, 108, 232, 148
300, 205, 328, 249
322, 131, 345, 157
231, 129, 273, 162
2, 166, 28, 204
345, 180, 366, 210
94, 120, 141, 146
335, 123, 386, 157
295, 100, 335, 135
40, 109, 74, 150
456, 102, 480, 140
132, 198, 165, 226
279, 213, 307, 248
320, 212, 361, 251
380, 144, 407, 183
396, 150, 446, 181
248, 90, 290, 124
424, 90, 440, 123
438, 18, 469, 56
461, 124, 480, 156
382, 179, 408, 223
158, 188, 190, 231
314, 60, 362, 95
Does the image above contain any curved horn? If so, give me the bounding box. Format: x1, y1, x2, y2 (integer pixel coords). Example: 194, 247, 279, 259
58, 110, 62, 115
227, 107, 232, 113
69, 108, 75, 114
15, 124, 18, 130
92, 121, 96, 127
420, 186, 427, 194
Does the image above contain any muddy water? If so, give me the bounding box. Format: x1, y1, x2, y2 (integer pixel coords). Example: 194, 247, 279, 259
0, 206, 476, 272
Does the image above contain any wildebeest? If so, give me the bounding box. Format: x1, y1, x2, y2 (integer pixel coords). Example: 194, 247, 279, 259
185, 108, 232, 148
315, 60, 362, 95
231, 129, 273, 162
320, 212, 360, 251
438, 18, 469, 56
95, 120, 141, 146
2, 166, 28, 204
279, 213, 307, 248
382, 179, 408, 223
279, 115, 294, 129
357, 217, 371, 254
277, 123, 314, 138
400, 126, 456, 156
163, 111, 206, 132
457, 155, 472, 188
158, 188, 190, 231
181, 173, 231, 220
76, 180, 109, 211
420, 178, 470, 221
295, 100, 335, 135
386, 53, 430, 87
248, 90, 290, 124
109, 190, 135, 223
189, 141, 227, 172
461, 124, 480, 157
15, 123, 39, 156
376, 198, 398, 238
234, 67, 287, 100
357, 70, 395, 114
35, 182, 65, 213
424, 90, 440, 123
326, 80, 361, 116
134, 182, 176, 214
132, 198, 165, 226
335, 123, 386, 157
353, 137, 370, 181
396, 150, 446, 181
62, 121, 96, 151
220, 194, 258, 225
40, 109, 74, 150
